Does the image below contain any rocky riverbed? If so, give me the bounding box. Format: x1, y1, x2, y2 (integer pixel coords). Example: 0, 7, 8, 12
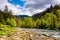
0, 29, 59, 40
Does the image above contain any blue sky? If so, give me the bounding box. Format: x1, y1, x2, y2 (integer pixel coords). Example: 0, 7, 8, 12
8, 0, 25, 7
0, 0, 60, 16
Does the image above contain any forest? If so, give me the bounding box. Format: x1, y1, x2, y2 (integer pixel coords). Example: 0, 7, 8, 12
0, 4, 60, 36
0, 5, 60, 29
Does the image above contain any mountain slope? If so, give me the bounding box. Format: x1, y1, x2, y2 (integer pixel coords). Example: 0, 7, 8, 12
32, 5, 60, 20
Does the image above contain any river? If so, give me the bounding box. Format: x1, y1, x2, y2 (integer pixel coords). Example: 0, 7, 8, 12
18, 28, 60, 39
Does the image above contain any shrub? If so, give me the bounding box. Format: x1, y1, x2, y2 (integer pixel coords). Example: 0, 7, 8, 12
0, 24, 15, 36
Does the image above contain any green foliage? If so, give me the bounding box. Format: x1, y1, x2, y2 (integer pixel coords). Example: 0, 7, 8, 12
42, 13, 57, 29
22, 17, 33, 28
20, 21, 26, 27
6, 18, 17, 27
14, 5, 60, 30
0, 24, 15, 36
17, 19, 21, 27
0, 5, 16, 36
36, 19, 42, 28
20, 17, 36, 28
0, 5, 60, 30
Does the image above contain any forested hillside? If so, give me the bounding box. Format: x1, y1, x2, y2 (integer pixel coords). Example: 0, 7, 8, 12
32, 5, 60, 20
31, 4, 60, 30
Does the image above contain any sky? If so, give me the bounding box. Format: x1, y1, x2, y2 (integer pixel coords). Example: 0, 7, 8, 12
0, 0, 60, 16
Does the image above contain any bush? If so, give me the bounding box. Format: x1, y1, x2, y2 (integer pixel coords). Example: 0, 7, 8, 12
0, 24, 15, 36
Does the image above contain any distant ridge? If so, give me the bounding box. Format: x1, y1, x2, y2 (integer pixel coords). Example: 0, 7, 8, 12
14, 15, 30, 19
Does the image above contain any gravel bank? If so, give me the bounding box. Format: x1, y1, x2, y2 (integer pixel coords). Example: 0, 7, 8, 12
0, 29, 58, 40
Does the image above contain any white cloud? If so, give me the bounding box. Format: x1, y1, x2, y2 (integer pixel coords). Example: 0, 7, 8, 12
54, 0, 60, 4
0, 0, 60, 16
22, 0, 60, 16
0, 0, 7, 11
0, 0, 23, 15
57, 0, 60, 4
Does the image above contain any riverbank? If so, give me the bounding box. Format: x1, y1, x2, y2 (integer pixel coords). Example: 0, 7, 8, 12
0, 28, 58, 40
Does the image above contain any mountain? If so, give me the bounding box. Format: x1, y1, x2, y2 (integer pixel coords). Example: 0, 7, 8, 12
32, 4, 60, 20
14, 15, 30, 19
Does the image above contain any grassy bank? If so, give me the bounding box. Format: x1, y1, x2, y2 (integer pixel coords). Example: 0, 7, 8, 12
0, 25, 15, 36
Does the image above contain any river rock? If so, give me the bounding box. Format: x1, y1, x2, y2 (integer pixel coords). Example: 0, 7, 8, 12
0, 29, 58, 40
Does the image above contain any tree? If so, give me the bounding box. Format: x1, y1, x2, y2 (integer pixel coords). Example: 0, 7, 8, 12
6, 18, 17, 27
55, 21, 60, 29
16, 18, 21, 27
3, 5, 13, 19
36, 19, 42, 28
43, 13, 57, 29
22, 17, 36, 28
4, 5, 8, 12
55, 10, 60, 29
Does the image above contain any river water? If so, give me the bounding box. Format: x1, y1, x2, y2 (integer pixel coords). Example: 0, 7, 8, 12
19, 28, 60, 39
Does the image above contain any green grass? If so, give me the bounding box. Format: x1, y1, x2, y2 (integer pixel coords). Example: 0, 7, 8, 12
0, 25, 15, 36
